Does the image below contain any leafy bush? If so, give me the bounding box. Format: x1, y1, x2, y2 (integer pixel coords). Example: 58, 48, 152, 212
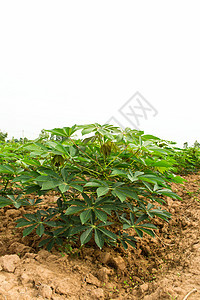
0, 124, 184, 251
0, 130, 8, 142
172, 144, 200, 174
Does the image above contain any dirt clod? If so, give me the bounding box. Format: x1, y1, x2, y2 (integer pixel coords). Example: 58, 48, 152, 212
86, 273, 101, 287
0, 254, 20, 272
110, 255, 126, 271
91, 288, 105, 299
38, 284, 53, 299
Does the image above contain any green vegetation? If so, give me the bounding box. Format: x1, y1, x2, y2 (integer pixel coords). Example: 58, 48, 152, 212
172, 141, 200, 174
0, 124, 199, 251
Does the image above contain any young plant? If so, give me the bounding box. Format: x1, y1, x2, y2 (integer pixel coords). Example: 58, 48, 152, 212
0, 124, 184, 251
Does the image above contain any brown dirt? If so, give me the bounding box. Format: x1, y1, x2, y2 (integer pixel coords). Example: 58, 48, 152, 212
0, 173, 200, 300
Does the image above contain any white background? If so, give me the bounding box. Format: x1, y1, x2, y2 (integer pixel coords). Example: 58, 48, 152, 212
0, 0, 199, 147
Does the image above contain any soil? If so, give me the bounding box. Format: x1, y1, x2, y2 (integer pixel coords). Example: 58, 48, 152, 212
0, 173, 200, 300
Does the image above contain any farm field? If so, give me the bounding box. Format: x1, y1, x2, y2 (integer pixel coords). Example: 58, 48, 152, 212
0, 124, 200, 299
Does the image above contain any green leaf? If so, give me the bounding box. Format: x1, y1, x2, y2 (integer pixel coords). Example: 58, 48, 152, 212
21, 158, 41, 167
94, 209, 107, 223
41, 179, 61, 190
135, 214, 149, 224
156, 189, 182, 200
97, 186, 110, 197
40, 168, 61, 179
80, 210, 92, 224
0, 196, 12, 208
46, 126, 77, 137
170, 175, 186, 184
138, 223, 157, 229
98, 227, 118, 240
35, 175, 50, 182
65, 206, 85, 215
94, 229, 104, 249
55, 144, 69, 155
70, 183, 83, 192
15, 218, 32, 227
123, 224, 131, 230
139, 228, 155, 237
36, 223, 45, 237
81, 126, 96, 135
128, 171, 144, 182
126, 239, 136, 248
44, 221, 57, 227
110, 169, 127, 177
82, 193, 92, 206
58, 183, 70, 193
23, 224, 37, 236
151, 160, 172, 168
142, 134, 159, 140
80, 227, 93, 245
84, 182, 101, 187
111, 190, 126, 202
134, 228, 143, 237
138, 174, 165, 185
0, 165, 15, 174
121, 240, 128, 250
112, 186, 139, 202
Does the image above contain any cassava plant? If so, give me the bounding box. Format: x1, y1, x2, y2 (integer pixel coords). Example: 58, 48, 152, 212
1, 124, 184, 251
172, 144, 200, 174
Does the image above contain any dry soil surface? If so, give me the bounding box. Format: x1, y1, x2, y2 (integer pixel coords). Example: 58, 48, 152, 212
0, 173, 200, 300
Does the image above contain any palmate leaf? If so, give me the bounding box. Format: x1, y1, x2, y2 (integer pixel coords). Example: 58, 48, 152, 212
46, 125, 77, 138
41, 179, 61, 190
80, 227, 93, 245
82, 193, 93, 206
156, 188, 182, 200
112, 189, 126, 202
15, 218, 32, 227
98, 227, 118, 240
55, 144, 69, 155
65, 206, 85, 215
94, 229, 104, 249
36, 223, 45, 237
58, 183, 70, 193
112, 186, 139, 202
80, 210, 92, 224
0, 195, 28, 209
0, 165, 15, 174
127, 170, 144, 182
70, 183, 83, 192
94, 209, 107, 223
39, 168, 61, 179
80, 124, 96, 135
97, 186, 110, 197
138, 228, 155, 237
133, 223, 157, 238
110, 168, 127, 177
138, 174, 165, 185
137, 223, 157, 229
0, 196, 13, 208
84, 181, 102, 187
23, 224, 37, 237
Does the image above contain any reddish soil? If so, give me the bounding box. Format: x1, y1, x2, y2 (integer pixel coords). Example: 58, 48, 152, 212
0, 173, 200, 300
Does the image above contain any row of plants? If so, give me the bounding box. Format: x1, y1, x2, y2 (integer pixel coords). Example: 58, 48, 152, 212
0, 124, 199, 251
172, 143, 200, 175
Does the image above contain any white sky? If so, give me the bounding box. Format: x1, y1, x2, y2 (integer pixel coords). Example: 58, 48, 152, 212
0, 0, 199, 147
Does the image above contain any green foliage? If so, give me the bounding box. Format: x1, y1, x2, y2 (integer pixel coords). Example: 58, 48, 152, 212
0, 123, 188, 251
173, 143, 200, 174
0, 130, 8, 142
